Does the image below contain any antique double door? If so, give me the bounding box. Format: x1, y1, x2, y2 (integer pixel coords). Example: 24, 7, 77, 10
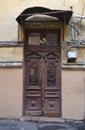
24, 30, 61, 116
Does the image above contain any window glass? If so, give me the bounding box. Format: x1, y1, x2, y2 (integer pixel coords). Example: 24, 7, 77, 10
46, 33, 58, 45
28, 32, 58, 45
29, 62, 38, 86
28, 33, 40, 45
47, 62, 56, 86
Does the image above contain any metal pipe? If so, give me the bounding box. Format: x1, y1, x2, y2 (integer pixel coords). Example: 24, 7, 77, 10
69, 23, 80, 35
75, 15, 85, 19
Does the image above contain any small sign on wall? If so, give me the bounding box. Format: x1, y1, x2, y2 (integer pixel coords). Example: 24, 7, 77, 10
67, 51, 77, 58
67, 51, 77, 63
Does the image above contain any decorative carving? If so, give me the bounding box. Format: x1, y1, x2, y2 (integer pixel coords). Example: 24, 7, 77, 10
49, 101, 54, 107
44, 52, 59, 59
26, 52, 42, 60
31, 101, 36, 106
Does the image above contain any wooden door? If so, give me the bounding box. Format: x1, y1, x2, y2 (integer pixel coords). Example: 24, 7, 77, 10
25, 51, 42, 115
24, 30, 61, 116
42, 52, 61, 116
24, 48, 61, 116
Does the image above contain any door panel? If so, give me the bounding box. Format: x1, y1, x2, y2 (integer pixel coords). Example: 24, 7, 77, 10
24, 50, 61, 116
25, 52, 42, 115
42, 53, 60, 116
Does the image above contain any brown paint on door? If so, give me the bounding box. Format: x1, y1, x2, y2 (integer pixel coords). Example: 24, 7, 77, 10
24, 29, 61, 117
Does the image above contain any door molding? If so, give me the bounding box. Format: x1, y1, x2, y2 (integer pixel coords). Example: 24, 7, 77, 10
23, 29, 61, 117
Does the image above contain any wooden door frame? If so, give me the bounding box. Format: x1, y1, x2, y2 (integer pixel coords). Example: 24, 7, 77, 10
23, 28, 61, 117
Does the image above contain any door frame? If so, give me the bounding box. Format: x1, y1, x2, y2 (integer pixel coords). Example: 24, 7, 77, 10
23, 28, 61, 117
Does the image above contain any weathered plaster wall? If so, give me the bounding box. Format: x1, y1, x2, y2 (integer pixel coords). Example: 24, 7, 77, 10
0, 0, 85, 62
0, 47, 23, 61
0, 0, 85, 41
77, 48, 85, 62
0, 0, 21, 40
0, 68, 23, 118
62, 69, 85, 120
0, 0, 85, 120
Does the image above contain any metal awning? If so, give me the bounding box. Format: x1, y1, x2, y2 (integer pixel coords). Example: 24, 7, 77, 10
16, 6, 73, 24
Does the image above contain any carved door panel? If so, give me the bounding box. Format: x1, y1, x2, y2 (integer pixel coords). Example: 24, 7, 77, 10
24, 50, 61, 116
42, 53, 61, 116
25, 52, 42, 115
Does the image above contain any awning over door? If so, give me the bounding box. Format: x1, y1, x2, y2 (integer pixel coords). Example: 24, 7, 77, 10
16, 6, 73, 24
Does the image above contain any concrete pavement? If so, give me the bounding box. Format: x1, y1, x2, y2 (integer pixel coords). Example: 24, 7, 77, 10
0, 119, 85, 130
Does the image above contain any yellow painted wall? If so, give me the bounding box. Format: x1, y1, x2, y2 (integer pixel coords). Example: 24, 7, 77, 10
0, 47, 23, 61
77, 48, 85, 62
0, 0, 85, 40
0, 0, 85, 120
0, 0, 21, 40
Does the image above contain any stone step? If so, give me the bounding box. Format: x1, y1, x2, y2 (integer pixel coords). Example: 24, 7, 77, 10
20, 116, 65, 123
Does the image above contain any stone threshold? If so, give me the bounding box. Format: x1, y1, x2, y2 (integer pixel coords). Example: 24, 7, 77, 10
20, 116, 84, 123
20, 116, 65, 123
